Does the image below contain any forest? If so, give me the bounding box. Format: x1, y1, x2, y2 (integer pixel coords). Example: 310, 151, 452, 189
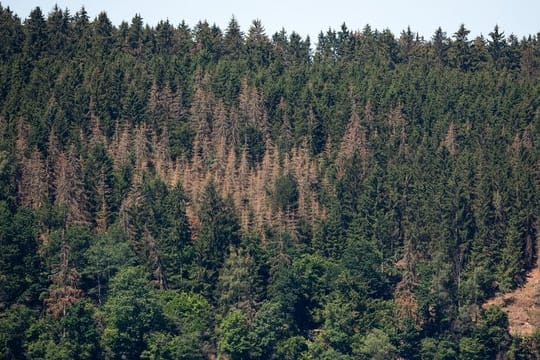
0, 3, 539, 359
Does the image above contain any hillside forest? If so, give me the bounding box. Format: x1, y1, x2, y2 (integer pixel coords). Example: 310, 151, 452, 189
1, 4, 540, 359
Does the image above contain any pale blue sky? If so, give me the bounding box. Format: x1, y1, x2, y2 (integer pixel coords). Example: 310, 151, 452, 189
3, 0, 539, 42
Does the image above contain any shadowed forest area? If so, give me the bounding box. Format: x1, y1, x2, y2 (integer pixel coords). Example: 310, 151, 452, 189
1, 3, 540, 359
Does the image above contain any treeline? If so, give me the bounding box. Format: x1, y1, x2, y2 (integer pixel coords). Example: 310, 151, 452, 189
1, 3, 540, 359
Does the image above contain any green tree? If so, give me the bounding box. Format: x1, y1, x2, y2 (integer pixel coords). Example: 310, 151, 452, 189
25, 300, 100, 360
420, 337, 457, 360
431, 27, 449, 65
158, 184, 193, 289
274, 336, 308, 360
458, 337, 485, 360
143, 290, 212, 359
218, 309, 252, 360
83, 224, 136, 303
224, 16, 244, 59
196, 181, 240, 292
249, 301, 290, 359
0, 5, 23, 62
0, 304, 34, 359
449, 24, 471, 70
0, 204, 43, 307
271, 172, 299, 212
23, 7, 48, 60
353, 329, 397, 360
313, 202, 346, 259
497, 216, 525, 292
488, 25, 506, 67
102, 266, 162, 359
217, 246, 257, 314
341, 215, 387, 297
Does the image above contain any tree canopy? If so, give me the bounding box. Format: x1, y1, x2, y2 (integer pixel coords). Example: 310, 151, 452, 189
1, 5, 540, 359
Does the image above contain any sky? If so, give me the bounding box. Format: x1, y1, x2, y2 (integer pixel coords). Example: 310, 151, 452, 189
3, 0, 539, 42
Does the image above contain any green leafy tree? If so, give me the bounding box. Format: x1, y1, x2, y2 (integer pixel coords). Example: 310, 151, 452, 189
274, 336, 308, 360
353, 329, 397, 360
143, 290, 212, 359
83, 224, 136, 303
156, 183, 193, 289
249, 301, 290, 359
313, 202, 346, 259
0, 304, 34, 359
218, 309, 252, 360
102, 266, 162, 359
25, 300, 100, 360
0, 5, 23, 61
458, 337, 486, 360
341, 216, 387, 297
420, 337, 457, 360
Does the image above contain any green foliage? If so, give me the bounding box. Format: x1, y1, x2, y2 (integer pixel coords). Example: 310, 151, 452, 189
275, 335, 308, 360
271, 172, 299, 211
315, 296, 358, 353
25, 300, 99, 360
218, 309, 252, 359
249, 301, 290, 358
0, 305, 34, 359
217, 246, 257, 313
196, 180, 240, 292
313, 201, 345, 259
341, 216, 388, 297
497, 216, 525, 292
155, 289, 212, 336
146, 180, 193, 289
353, 329, 397, 360
478, 307, 511, 358
141, 331, 204, 360
420, 337, 457, 360
83, 224, 136, 302
0, 203, 43, 307
0, 151, 16, 206
102, 266, 162, 359
458, 337, 486, 360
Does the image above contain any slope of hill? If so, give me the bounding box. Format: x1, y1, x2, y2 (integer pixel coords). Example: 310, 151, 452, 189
0, 4, 539, 359
484, 266, 540, 335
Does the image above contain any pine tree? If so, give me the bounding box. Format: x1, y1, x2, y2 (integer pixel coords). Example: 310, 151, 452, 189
190, 85, 213, 164
450, 24, 472, 71
95, 169, 110, 233
278, 97, 293, 152
337, 102, 369, 178
224, 16, 244, 59
497, 216, 525, 292
488, 25, 506, 68
443, 121, 457, 155
127, 14, 144, 56
46, 239, 82, 320
18, 146, 47, 209
53, 145, 90, 227
196, 180, 240, 289
23, 7, 48, 60
217, 246, 256, 316
431, 27, 449, 65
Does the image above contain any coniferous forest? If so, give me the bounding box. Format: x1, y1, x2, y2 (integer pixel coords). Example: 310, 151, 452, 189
1, 3, 540, 359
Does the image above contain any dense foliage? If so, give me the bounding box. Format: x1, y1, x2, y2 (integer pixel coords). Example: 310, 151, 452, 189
1, 3, 540, 359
